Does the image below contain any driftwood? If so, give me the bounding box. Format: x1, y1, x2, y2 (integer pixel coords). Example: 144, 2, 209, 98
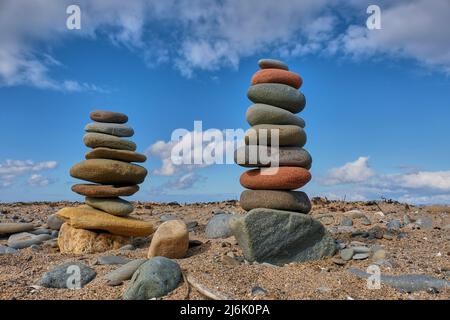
185, 273, 235, 300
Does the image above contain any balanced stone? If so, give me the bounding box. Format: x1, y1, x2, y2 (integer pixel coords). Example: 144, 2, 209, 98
56, 206, 154, 237
147, 220, 189, 259
235, 145, 312, 169
245, 124, 306, 147
258, 58, 289, 70
84, 132, 136, 151
85, 122, 134, 137
0, 223, 34, 235
247, 83, 306, 113
85, 147, 146, 163
240, 167, 311, 190
251, 69, 302, 89
230, 208, 336, 265
70, 159, 147, 185
90, 110, 128, 124
58, 223, 130, 254
240, 190, 311, 213
85, 197, 134, 216
246, 104, 305, 127
72, 184, 139, 198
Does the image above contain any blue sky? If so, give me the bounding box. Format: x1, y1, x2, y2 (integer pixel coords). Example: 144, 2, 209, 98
1, 0, 450, 204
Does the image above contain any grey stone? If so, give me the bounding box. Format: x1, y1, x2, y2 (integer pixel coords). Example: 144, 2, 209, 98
186, 220, 198, 231
85, 122, 134, 137
0, 245, 19, 254
105, 259, 147, 285
83, 132, 136, 151
251, 286, 268, 296
246, 104, 305, 127
97, 255, 131, 265
47, 214, 64, 230
230, 208, 336, 265
235, 145, 312, 169
30, 244, 41, 252
348, 268, 450, 292
160, 214, 178, 222
340, 217, 353, 227
258, 58, 289, 70
360, 216, 372, 225
123, 257, 182, 300
340, 248, 354, 261
403, 214, 412, 225
387, 220, 402, 231
0, 223, 34, 235
205, 214, 235, 239
7, 232, 52, 249
85, 197, 134, 216
245, 124, 306, 147
40, 262, 96, 288
351, 246, 370, 253
415, 217, 433, 229
30, 228, 52, 235
352, 253, 370, 260
247, 83, 306, 114
51, 230, 59, 238
120, 244, 135, 251
240, 190, 311, 213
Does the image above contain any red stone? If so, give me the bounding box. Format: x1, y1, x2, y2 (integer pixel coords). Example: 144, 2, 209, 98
251, 69, 302, 89
240, 167, 311, 190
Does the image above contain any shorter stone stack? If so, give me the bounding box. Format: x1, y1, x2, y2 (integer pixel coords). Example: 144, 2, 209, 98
232, 59, 335, 265
57, 110, 154, 254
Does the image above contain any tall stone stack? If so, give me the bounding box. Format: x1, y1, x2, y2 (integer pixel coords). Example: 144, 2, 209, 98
56, 110, 154, 254
232, 59, 335, 265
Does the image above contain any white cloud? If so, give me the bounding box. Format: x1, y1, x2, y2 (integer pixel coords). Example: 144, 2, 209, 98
28, 174, 50, 187
0, 159, 58, 188
393, 171, 450, 191
323, 156, 375, 185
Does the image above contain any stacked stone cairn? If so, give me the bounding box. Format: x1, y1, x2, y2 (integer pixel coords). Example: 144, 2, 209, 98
56, 110, 154, 254
232, 59, 336, 265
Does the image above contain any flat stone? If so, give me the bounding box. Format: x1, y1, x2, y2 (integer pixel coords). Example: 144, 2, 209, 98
105, 259, 147, 285
230, 208, 336, 265
160, 214, 178, 222
387, 220, 402, 230
352, 246, 370, 253
415, 217, 433, 229
340, 248, 354, 261
90, 110, 128, 124
332, 257, 346, 265
7, 232, 51, 249
148, 220, 189, 259
205, 214, 235, 239
97, 255, 131, 265
246, 104, 305, 127
245, 124, 306, 147
247, 83, 306, 114
72, 184, 139, 198
240, 167, 311, 190
39, 261, 96, 289
0, 223, 34, 235
123, 257, 182, 300
85, 197, 134, 216
352, 253, 370, 260
70, 159, 147, 185
85, 147, 146, 163
47, 214, 64, 230
83, 132, 136, 151
251, 69, 302, 89
30, 228, 52, 235
56, 206, 154, 237
85, 122, 134, 137
58, 223, 131, 254
235, 145, 312, 169
0, 245, 19, 254
258, 58, 289, 70
240, 190, 311, 213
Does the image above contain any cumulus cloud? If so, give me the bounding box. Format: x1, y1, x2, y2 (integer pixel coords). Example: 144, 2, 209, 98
323, 156, 375, 185
28, 174, 51, 187
0, 159, 58, 188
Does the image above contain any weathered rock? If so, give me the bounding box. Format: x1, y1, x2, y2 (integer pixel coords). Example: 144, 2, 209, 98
123, 257, 182, 300
58, 223, 131, 254
0, 245, 19, 254
240, 167, 311, 190
387, 220, 402, 231
147, 220, 189, 259
340, 248, 354, 261
340, 217, 353, 226
40, 261, 96, 289
97, 255, 131, 265
30, 228, 52, 235
85, 147, 146, 163
70, 159, 147, 185
83, 132, 136, 151
240, 190, 311, 213
57, 206, 154, 237
352, 253, 369, 260
105, 259, 147, 285
231, 208, 335, 265
0, 223, 34, 235
415, 217, 433, 229
258, 58, 289, 70
248, 83, 306, 114
245, 124, 306, 147
7, 232, 51, 249
251, 69, 302, 89
47, 214, 64, 230
205, 213, 235, 239
235, 145, 312, 169
85, 197, 134, 216
352, 246, 370, 253
85, 122, 134, 137
90, 110, 128, 124
246, 104, 305, 127
72, 184, 139, 198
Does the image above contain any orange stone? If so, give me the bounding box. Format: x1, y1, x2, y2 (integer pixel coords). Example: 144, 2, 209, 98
251, 69, 302, 89
240, 167, 311, 190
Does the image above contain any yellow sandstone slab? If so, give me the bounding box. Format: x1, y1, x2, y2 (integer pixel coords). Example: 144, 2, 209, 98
56, 206, 154, 237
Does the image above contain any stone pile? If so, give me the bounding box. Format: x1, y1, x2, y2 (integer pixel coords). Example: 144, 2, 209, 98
232, 59, 336, 265
57, 110, 154, 254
